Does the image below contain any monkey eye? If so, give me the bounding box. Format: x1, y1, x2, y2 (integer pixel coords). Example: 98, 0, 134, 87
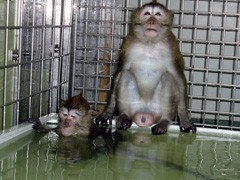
155, 12, 162, 16
69, 112, 81, 119
71, 115, 77, 119
144, 11, 151, 16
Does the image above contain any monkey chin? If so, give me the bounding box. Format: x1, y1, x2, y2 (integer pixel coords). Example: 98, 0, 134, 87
60, 126, 91, 136
133, 112, 156, 127
60, 126, 75, 137
144, 27, 158, 38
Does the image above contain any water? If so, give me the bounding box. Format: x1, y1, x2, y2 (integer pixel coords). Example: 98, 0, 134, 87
0, 127, 240, 180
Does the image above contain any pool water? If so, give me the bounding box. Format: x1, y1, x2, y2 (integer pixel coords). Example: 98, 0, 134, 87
0, 126, 240, 180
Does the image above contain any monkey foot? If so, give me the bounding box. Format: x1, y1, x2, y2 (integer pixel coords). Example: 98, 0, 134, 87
116, 114, 132, 130
95, 112, 113, 126
179, 121, 197, 134
151, 119, 170, 135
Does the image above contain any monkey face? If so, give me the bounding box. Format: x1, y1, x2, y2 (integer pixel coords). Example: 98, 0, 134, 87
133, 4, 173, 41
59, 107, 86, 136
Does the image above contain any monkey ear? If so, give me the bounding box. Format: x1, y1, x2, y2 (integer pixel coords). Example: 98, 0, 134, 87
88, 109, 99, 117
60, 99, 66, 106
152, 0, 158, 4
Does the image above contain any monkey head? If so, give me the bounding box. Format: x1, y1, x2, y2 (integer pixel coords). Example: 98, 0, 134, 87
59, 93, 93, 136
131, 2, 174, 42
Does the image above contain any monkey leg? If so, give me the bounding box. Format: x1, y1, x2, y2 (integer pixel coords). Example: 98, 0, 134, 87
116, 70, 147, 130
151, 72, 178, 135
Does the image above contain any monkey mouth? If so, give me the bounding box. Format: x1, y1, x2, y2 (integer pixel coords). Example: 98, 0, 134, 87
146, 28, 157, 32
62, 121, 70, 127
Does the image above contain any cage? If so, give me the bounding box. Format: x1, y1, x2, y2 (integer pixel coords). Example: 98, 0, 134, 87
0, 0, 239, 130
0, 0, 240, 179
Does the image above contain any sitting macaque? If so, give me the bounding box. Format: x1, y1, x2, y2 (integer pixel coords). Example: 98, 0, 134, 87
33, 93, 99, 136
96, 1, 196, 135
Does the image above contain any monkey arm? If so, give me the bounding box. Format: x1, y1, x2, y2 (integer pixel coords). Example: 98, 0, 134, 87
95, 72, 121, 126
174, 56, 197, 133
106, 72, 121, 113
32, 118, 52, 133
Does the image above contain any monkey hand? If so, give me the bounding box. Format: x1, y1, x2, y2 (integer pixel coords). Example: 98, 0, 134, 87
95, 111, 113, 126
32, 119, 50, 133
179, 121, 197, 134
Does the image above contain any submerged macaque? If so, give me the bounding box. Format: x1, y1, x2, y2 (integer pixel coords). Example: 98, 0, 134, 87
96, 1, 196, 135
33, 93, 99, 136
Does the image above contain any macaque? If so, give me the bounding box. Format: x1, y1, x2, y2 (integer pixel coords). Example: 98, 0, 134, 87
33, 93, 99, 136
96, 1, 196, 135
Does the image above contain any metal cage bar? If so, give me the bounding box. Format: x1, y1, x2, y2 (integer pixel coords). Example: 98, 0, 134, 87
0, 0, 74, 130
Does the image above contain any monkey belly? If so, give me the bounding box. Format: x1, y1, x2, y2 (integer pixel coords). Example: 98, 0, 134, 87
130, 55, 168, 91
133, 112, 156, 127
117, 70, 178, 127
132, 68, 163, 98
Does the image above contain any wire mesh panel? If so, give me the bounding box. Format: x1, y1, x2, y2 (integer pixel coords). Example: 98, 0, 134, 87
73, 0, 123, 112
74, 0, 240, 130
0, 0, 74, 130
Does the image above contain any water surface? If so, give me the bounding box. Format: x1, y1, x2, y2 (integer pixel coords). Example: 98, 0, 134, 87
0, 127, 239, 180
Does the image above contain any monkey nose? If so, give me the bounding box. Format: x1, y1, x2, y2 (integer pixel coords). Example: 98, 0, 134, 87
141, 116, 146, 123
148, 16, 156, 24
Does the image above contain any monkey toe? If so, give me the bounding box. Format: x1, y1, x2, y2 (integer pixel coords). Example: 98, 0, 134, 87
179, 121, 197, 134
116, 114, 132, 130
151, 120, 170, 135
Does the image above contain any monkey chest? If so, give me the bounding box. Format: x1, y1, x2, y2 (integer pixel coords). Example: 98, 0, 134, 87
131, 59, 164, 89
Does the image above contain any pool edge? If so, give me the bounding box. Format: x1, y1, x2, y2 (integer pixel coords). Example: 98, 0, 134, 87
0, 113, 58, 145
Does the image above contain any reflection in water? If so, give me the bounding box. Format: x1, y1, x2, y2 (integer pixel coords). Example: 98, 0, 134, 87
32, 126, 122, 164
112, 130, 209, 179
58, 136, 93, 164
0, 128, 240, 179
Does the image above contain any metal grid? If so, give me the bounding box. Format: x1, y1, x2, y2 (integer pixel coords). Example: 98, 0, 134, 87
0, 0, 239, 131
0, 0, 74, 130
74, 0, 240, 130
